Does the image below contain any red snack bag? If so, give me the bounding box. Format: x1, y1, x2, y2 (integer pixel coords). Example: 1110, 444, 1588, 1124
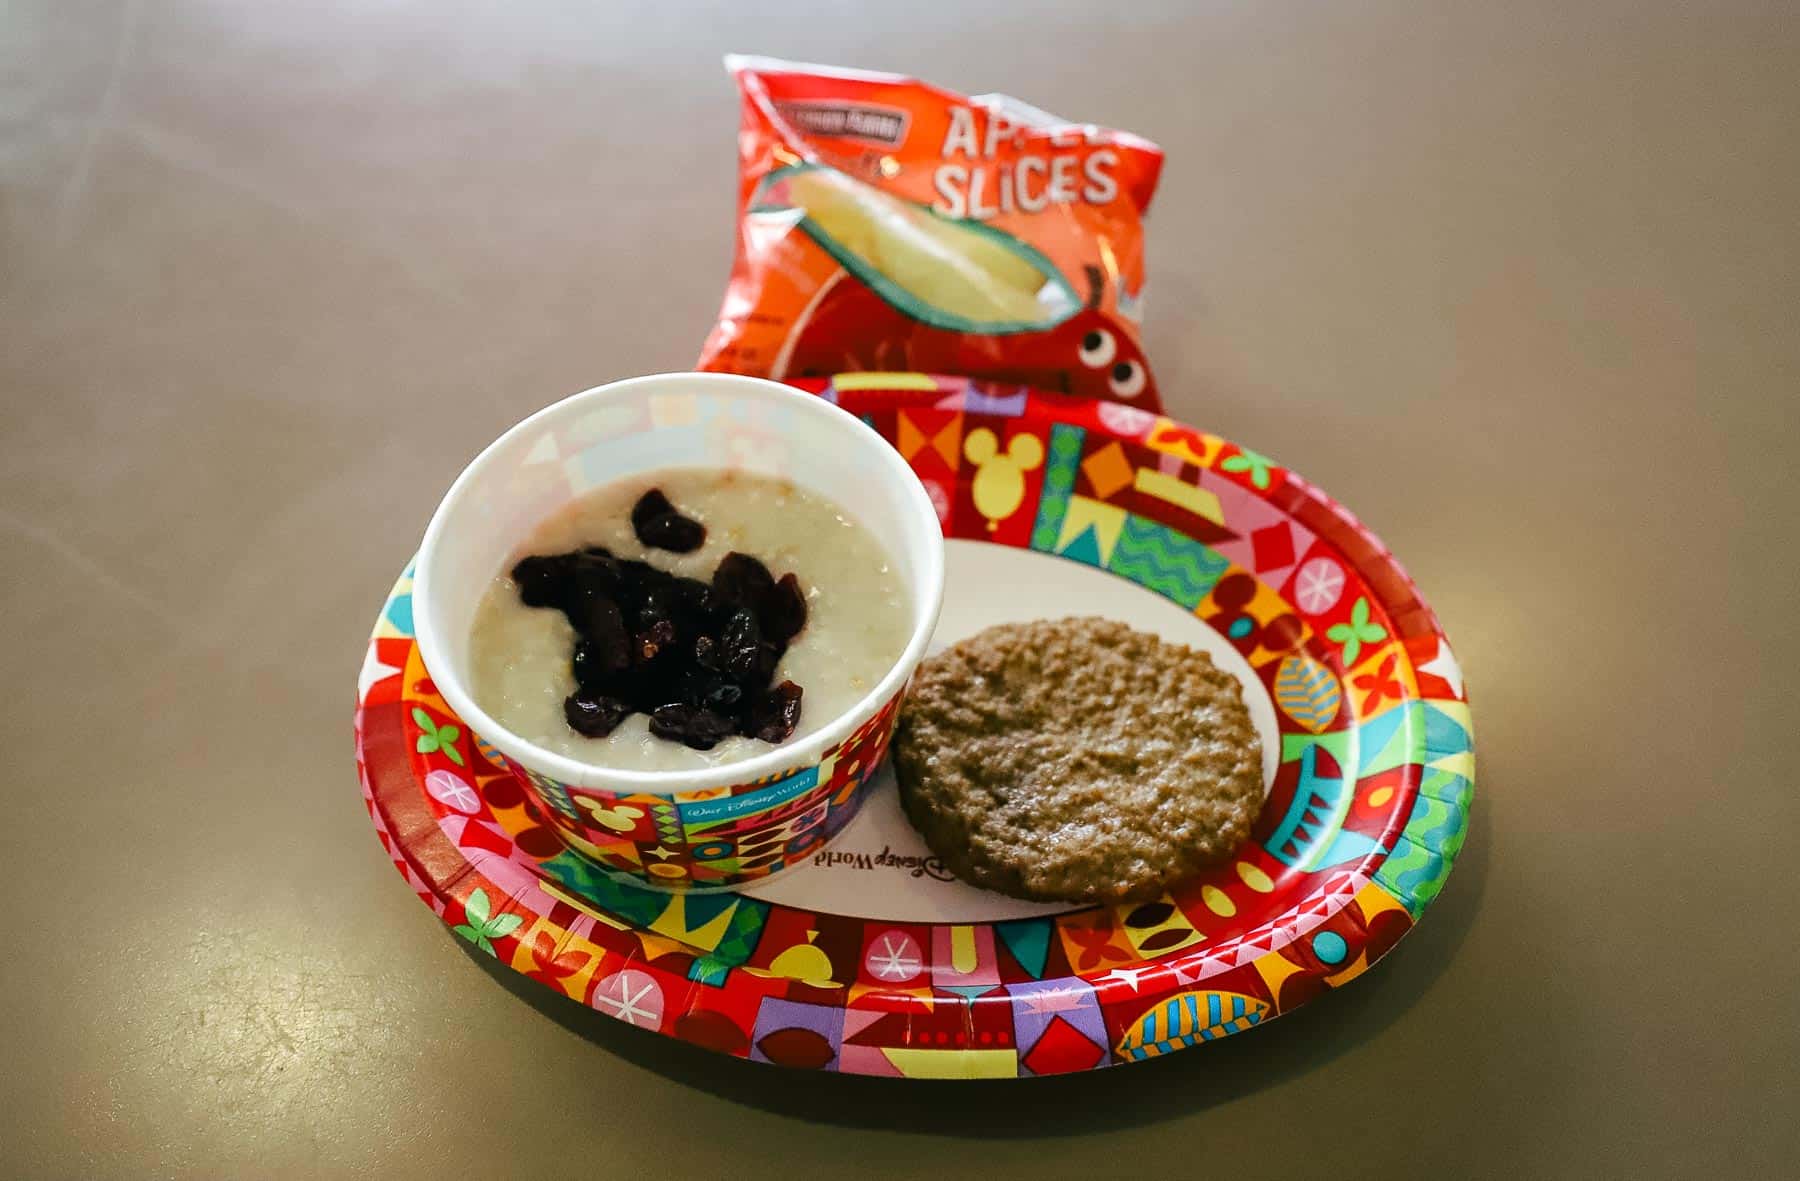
698, 56, 1166, 411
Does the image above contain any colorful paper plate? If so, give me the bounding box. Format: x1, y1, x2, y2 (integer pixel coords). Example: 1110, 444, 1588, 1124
355, 377, 1473, 1078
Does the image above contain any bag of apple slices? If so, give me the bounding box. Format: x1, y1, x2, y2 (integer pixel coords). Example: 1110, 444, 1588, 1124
697, 56, 1166, 411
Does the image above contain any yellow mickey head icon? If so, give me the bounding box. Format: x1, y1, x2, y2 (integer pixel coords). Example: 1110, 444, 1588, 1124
963, 428, 1045, 531
576, 797, 645, 833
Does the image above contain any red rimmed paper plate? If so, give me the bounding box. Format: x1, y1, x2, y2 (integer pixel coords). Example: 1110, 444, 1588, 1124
355, 375, 1473, 1078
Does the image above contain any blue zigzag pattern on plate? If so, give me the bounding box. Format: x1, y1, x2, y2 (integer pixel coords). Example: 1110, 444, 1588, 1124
1105, 515, 1229, 609
1375, 768, 1471, 915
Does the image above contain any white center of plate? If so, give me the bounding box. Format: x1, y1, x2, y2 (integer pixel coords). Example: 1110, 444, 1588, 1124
739, 539, 1280, 922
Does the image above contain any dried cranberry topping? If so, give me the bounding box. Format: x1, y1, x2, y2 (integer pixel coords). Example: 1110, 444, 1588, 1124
512, 503, 811, 748
711, 551, 775, 613
764, 572, 809, 642
563, 691, 631, 738
630, 488, 706, 552
741, 681, 804, 744
648, 704, 737, 750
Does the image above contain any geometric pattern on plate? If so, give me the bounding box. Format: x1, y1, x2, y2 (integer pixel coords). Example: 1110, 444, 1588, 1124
356, 373, 1473, 1076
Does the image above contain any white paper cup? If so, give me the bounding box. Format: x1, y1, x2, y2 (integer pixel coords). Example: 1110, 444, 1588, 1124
413, 373, 945, 891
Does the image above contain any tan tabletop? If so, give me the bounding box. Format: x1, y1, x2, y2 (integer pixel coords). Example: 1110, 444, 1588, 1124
5, 2, 1797, 1176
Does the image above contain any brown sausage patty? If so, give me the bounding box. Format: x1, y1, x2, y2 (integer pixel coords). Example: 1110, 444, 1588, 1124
893, 617, 1263, 905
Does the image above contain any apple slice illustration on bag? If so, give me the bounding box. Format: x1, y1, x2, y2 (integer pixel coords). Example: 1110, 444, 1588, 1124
763, 165, 1158, 407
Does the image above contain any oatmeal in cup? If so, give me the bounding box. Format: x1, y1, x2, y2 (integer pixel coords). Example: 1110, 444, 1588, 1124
413, 373, 946, 892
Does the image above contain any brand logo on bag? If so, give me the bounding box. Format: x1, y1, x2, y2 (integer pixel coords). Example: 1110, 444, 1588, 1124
775, 101, 909, 147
